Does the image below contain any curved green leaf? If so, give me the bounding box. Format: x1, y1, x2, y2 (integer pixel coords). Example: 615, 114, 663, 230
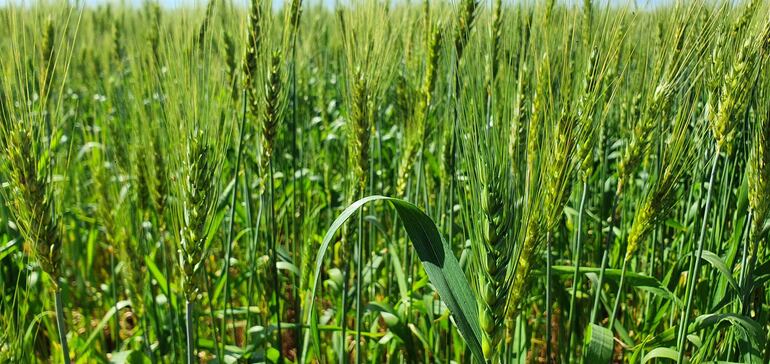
699, 250, 740, 295
642, 347, 682, 363
639, 312, 763, 354
303, 196, 483, 362
583, 323, 613, 363
551, 265, 680, 304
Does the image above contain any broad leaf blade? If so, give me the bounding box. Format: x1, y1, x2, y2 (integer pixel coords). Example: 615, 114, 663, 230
390, 199, 483, 362
583, 323, 613, 363
304, 196, 484, 363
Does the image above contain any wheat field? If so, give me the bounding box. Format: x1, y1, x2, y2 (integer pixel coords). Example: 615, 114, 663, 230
0, 0, 769, 363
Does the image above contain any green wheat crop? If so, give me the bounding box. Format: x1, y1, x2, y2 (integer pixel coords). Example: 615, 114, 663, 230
1, 1, 769, 364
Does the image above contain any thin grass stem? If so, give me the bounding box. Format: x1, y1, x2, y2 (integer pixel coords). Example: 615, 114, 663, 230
54, 289, 71, 364
567, 181, 588, 357
677, 150, 719, 364
220, 88, 249, 357
590, 190, 620, 324
185, 300, 194, 364
268, 160, 284, 363
545, 231, 553, 364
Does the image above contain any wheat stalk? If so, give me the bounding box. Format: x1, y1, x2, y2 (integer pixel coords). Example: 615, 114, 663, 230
459, 48, 513, 361
742, 24, 770, 316
677, 21, 769, 363
623, 92, 702, 286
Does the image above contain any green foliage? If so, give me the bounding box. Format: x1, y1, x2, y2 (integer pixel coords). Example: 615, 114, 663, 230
0, 1, 769, 364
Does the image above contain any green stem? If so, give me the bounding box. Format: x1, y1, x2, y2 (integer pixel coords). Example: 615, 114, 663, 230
567, 181, 588, 358
609, 257, 628, 333
54, 289, 71, 364
677, 150, 719, 364
286, 20, 303, 364
590, 190, 620, 324
743, 235, 760, 317
159, 231, 179, 361
268, 160, 284, 363
141, 317, 156, 364
546, 231, 553, 364
355, 204, 364, 364
110, 251, 119, 350
341, 261, 349, 364
245, 168, 259, 341
185, 300, 194, 364
448, 51, 462, 251
738, 211, 752, 314
220, 88, 248, 358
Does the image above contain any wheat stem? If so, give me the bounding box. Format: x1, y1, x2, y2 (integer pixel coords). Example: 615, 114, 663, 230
590, 191, 619, 324
341, 263, 349, 364
185, 299, 194, 364
676, 150, 719, 364
202, 260, 224, 361
246, 182, 264, 345
268, 159, 284, 363
608, 256, 628, 333
110, 252, 120, 350
355, 208, 364, 364
140, 314, 156, 363
54, 289, 71, 364
738, 211, 752, 314
220, 89, 248, 357
567, 181, 588, 356
289, 14, 303, 364
545, 231, 553, 364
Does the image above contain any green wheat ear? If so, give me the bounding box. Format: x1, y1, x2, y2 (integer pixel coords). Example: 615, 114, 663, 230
709, 37, 762, 155
396, 21, 440, 197
454, 0, 479, 62
477, 161, 513, 359
4, 125, 61, 284
282, 0, 302, 49
748, 52, 770, 251
223, 31, 238, 102
243, 0, 263, 121
618, 81, 673, 194
262, 50, 284, 167
626, 102, 700, 262
41, 18, 56, 86
347, 69, 370, 194
180, 140, 218, 302
195, 0, 216, 51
